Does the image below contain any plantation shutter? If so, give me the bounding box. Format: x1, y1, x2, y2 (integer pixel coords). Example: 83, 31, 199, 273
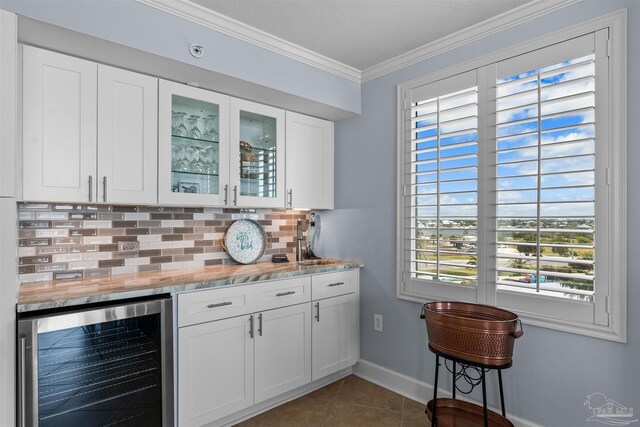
400, 70, 480, 302
493, 31, 610, 325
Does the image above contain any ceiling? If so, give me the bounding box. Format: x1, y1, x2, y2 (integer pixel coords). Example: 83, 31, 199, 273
190, 0, 535, 71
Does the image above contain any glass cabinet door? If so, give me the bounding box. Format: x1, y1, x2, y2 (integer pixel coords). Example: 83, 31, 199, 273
230, 98, 285, 208
158, 80, 229, 205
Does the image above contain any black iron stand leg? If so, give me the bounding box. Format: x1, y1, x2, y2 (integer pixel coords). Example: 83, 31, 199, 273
432, 355, 440, 426
452, 361, 456, 400
498, 369, 506, 416
481, 368, 488, 427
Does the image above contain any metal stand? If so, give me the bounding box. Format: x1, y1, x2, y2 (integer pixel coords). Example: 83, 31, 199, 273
428, 345, 511, 427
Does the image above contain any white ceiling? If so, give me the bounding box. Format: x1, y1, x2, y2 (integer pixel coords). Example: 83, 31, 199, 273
190, 0, 535, 70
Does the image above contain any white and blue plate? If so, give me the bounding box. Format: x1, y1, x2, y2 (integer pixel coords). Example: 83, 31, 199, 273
224, 219, 267, 264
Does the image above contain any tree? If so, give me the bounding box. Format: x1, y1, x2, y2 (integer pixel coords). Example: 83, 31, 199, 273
467, 256, 477, 269
509, 258, 531, 270
552, 246, 570, 257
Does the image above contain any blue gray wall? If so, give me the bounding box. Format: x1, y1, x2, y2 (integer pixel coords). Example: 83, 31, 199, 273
317, 1, 640, 425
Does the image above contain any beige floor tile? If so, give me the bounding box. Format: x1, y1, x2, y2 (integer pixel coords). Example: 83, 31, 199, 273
401, 411, 431, 427
235, 396, 330, 427
333, 375, 404, 411
307, 377, 345, 401
323, 401, 402, 427
402, 397, 427, 415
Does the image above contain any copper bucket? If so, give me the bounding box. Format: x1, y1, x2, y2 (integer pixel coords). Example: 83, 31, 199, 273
423, 301, 523, 366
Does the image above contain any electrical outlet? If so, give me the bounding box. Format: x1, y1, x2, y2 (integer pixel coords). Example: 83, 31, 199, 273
118, 241, 140, 253
374, 314, 383, 332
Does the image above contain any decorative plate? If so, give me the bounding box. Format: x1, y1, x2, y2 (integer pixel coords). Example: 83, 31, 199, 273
223, 219, 267, 264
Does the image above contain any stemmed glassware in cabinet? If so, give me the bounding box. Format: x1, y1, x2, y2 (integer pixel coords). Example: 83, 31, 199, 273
203, 115, 219, 142
172, 111, 188, 137
187, 115, 202, 139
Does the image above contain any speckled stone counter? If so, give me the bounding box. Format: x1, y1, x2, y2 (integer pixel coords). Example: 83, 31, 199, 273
17, 260, 363, 312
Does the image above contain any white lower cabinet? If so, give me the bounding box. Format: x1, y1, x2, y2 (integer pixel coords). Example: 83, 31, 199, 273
177, 270, 358, 427
254, 303, 312, 403
311, 292, 359, 381
178, 315, 253, 427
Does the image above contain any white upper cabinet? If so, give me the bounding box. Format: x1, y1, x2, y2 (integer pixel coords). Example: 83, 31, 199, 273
23, 46, 97, 203
1, 11, 17, 198
158, 79, 230, 206
23, 47, 158, 204
285, 112, 334, 209
230, 98, 285, 208
22, 47, 336, 210
97, 65, 157, 204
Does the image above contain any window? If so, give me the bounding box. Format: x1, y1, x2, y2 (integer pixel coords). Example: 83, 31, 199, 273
409, 82, 478, 286
397, 16, 626, 341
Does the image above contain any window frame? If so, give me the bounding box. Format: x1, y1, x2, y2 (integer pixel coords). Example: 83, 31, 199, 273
396, 10, 627, 342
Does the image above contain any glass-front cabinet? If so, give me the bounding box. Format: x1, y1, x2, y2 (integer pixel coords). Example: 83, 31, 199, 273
158, 80, 230, 205
230, 98, 285, 208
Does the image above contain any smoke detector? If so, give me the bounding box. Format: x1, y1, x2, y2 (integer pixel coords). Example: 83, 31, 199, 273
189, 43, 204, 58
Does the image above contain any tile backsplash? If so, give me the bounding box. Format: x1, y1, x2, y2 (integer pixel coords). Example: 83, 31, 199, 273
18, 203, 309, 283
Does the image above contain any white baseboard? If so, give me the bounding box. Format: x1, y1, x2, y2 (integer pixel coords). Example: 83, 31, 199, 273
353, 359, 542, 427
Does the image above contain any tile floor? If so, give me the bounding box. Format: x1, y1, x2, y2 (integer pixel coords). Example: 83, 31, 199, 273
234, 375, 430, 426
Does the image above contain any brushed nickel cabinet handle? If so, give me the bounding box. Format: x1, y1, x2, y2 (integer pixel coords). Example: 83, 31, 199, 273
88, 175, 93, 202
258, 313, 263, 336
276, 291, 295, 297
207, 301, 232, 308
288, 189, 293, 207
18, 336, 26, 427
328, 282, 345, 287
223, 184, 229, 205
249, 314, 254, 339
233, 185, 237, 206
315, 302, 320, 322
103, 176, 107, 202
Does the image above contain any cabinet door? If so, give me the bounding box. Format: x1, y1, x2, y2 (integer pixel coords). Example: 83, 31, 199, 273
254, 304, 312, 403
1, 11, 17, 198
230, 98, 285, 208
97, 65, 157, 204
285, 112, 334, 209
23, 46, 97, 202
178, 315, 253, 426
312, 293, 358, 380
158, 79, 230, 206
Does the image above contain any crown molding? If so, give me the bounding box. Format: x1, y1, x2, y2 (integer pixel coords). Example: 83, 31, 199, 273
135, 0, 362, 83
361, 0, 583, 82
137, 0, 582, 86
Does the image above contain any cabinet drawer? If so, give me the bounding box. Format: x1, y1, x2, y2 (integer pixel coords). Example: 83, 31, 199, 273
254, 276, 311, 312
312, 270, 358, 300
178, 285, 255, 327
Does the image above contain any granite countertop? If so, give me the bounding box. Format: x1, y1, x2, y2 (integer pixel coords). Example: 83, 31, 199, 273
17, 259, 363, 313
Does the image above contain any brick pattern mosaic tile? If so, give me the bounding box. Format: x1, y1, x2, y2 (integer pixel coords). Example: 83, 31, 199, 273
18, 203, 309, 283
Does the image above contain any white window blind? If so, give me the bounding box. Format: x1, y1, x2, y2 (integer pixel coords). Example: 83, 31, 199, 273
402, 71, 480, 301
495, 53, 596, 301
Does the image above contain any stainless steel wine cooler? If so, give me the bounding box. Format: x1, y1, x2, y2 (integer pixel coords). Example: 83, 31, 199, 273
18, 298, 173, 427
